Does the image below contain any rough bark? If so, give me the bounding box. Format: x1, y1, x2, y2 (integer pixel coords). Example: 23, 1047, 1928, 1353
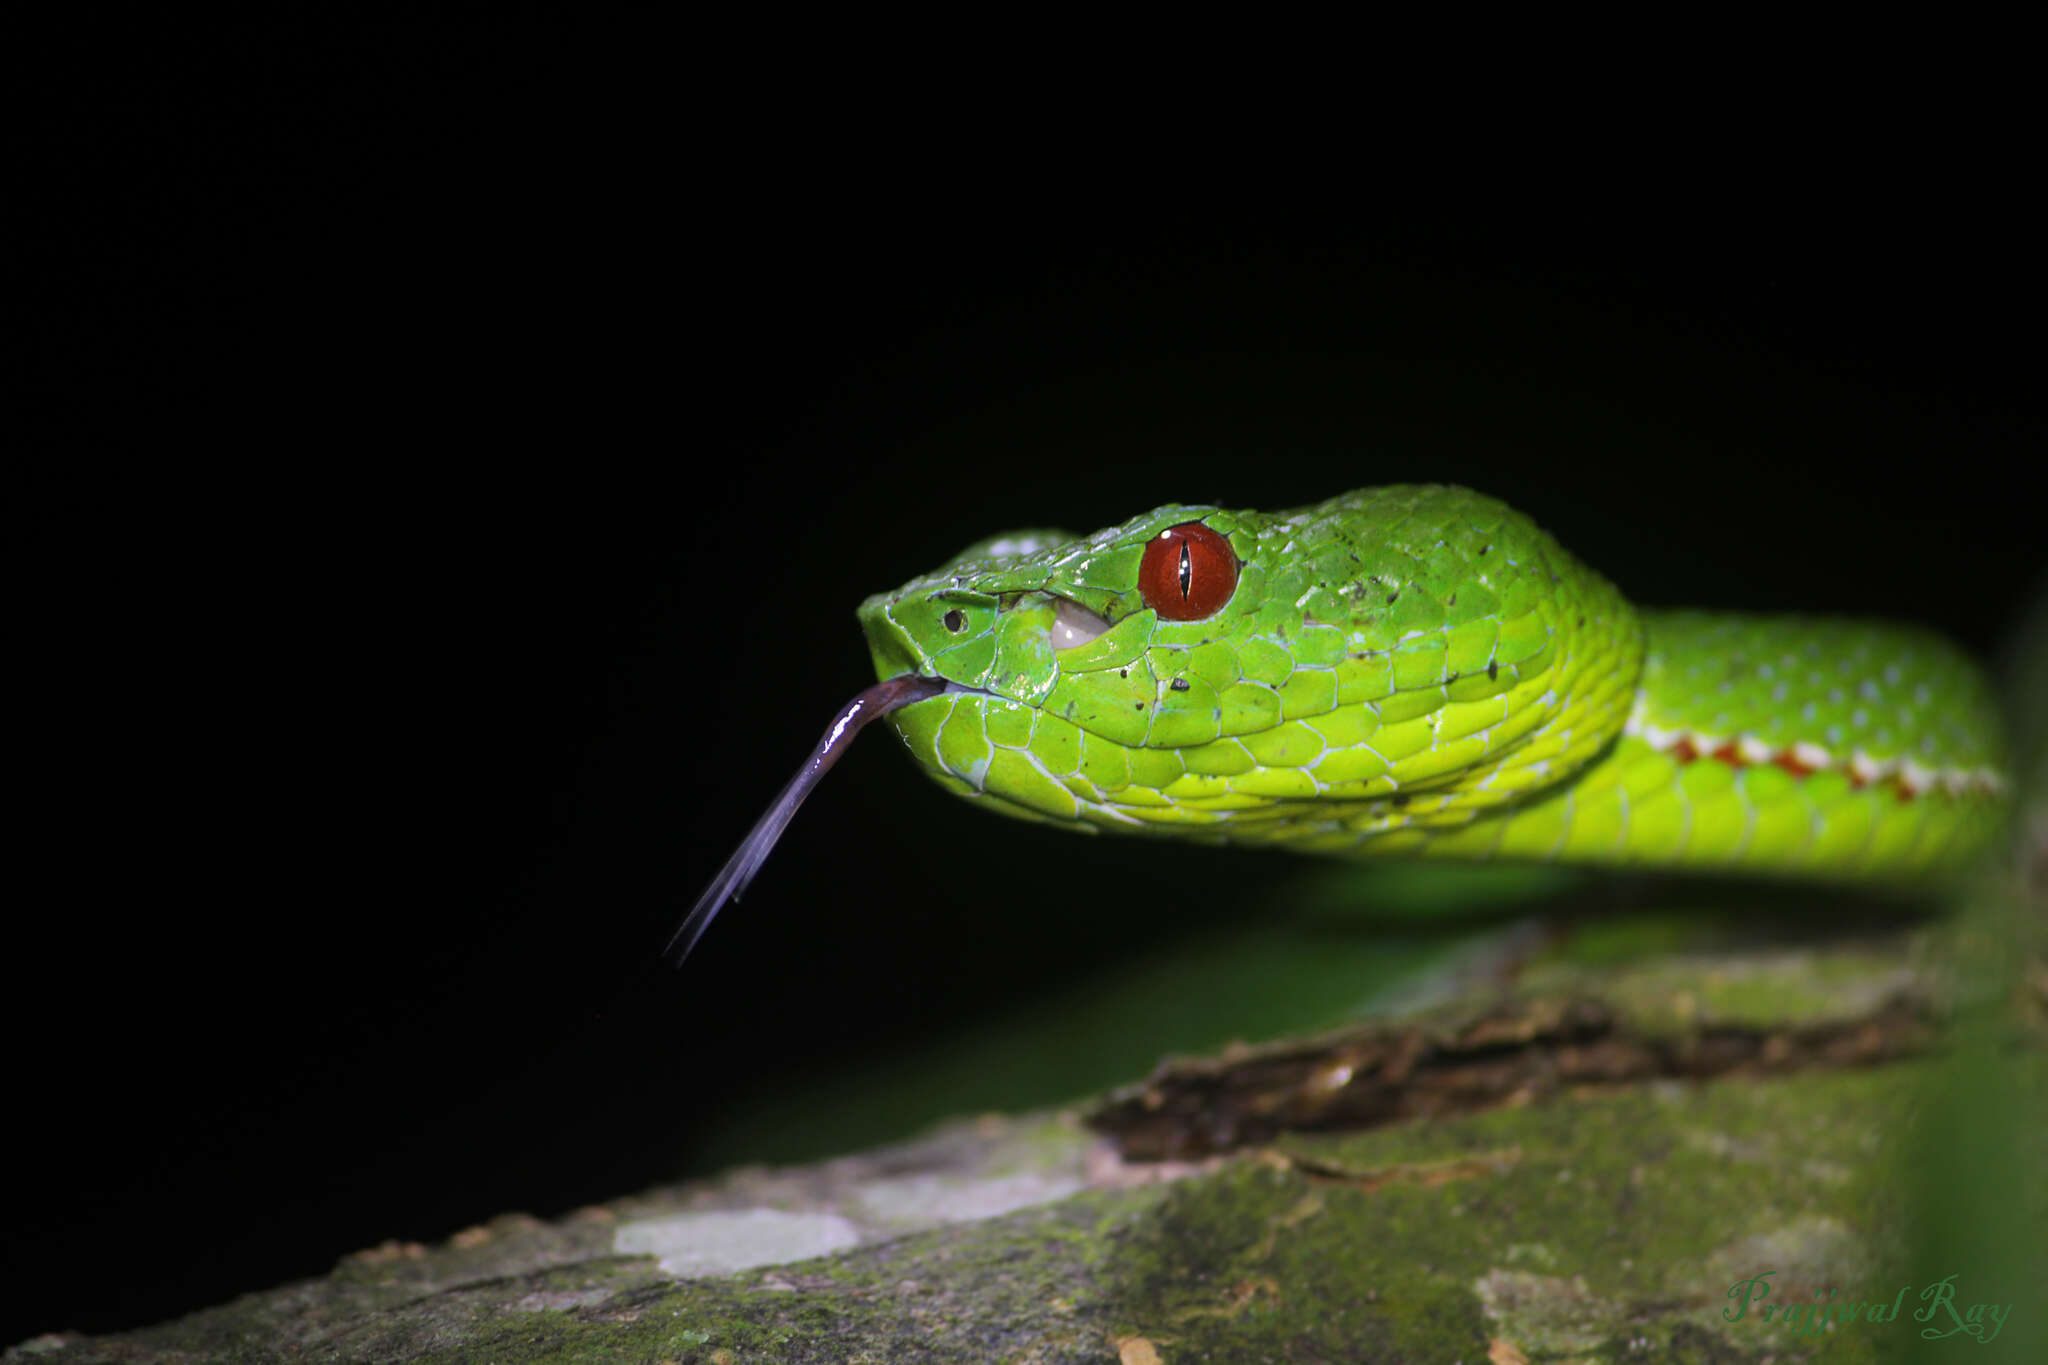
12, 882, 2045, 1365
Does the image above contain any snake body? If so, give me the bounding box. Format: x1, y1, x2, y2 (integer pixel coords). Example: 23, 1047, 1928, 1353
857, 486, 2007, 876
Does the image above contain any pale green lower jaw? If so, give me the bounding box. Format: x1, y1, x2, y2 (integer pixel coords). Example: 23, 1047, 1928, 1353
887, 695, 2005, 880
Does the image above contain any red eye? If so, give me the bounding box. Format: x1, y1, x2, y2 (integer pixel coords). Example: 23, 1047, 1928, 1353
1138, 521, 1238, 621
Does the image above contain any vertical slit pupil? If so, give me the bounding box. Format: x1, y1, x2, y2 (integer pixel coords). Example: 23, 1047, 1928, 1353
1178, 541, 1192, 600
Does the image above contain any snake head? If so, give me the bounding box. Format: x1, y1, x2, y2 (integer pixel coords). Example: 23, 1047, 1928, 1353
856, 485, 1643, 841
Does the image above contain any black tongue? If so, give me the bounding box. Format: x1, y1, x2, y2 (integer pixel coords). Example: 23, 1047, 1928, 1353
665, 674, 946, 966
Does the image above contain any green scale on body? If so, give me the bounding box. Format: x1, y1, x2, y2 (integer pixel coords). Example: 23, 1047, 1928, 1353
857, 485, 2007, 877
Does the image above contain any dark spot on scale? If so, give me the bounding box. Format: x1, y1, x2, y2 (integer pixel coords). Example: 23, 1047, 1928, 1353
1119, 668, 1129, 678
1391, 793, 1411, 808
1170, 677, 1190, 691
1448, 593, 1457, 606
943, 609, 966, 632
1577, 615, 1584, 627
1479, 544, 1491, 555
1386, 591, 1400, 604
1487, 660, 1499, 681
1134, 701, 1145, 710
1446, 671, 1459, 683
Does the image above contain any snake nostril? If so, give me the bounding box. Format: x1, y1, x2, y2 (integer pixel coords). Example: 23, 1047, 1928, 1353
943, 609, 967, 633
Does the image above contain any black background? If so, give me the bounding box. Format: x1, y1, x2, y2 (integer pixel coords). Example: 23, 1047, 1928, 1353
13, 15, 2043, 1347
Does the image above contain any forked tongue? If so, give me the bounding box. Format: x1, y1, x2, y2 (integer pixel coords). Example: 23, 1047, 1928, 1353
666, 673, 947, 965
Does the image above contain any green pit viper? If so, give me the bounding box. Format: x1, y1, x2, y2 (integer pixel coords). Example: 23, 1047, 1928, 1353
672, 484, 2008, 962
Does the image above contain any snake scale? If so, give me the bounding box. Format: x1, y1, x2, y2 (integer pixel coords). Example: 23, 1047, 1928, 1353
675, 485, 2008, 961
